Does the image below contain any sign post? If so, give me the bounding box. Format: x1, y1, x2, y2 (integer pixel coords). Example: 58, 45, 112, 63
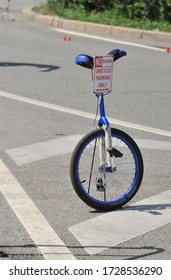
93, 55, 113, 94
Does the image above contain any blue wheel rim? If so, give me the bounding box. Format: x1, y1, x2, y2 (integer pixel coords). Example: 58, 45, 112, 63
75, 131, 140, 206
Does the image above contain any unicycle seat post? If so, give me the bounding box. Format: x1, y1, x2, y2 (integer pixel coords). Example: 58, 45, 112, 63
98, 94, 110, 130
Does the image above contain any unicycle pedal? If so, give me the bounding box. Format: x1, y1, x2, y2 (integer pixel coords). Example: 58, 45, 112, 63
107, 147, 123, 158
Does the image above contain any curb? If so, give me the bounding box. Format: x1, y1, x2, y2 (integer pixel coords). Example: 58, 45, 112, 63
22, 6, 171, 43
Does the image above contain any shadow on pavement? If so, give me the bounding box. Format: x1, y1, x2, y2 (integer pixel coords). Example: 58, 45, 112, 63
0, 62, 60, 72
0, 243, 165, 260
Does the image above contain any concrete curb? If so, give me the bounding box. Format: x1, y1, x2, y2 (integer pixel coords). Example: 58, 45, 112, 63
22, 6, 171, 43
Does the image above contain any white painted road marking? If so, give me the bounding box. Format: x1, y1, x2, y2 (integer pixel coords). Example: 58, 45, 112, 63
0, 90, 171, 137
135, 138, 171, 151
6, 137, 171, 166
69, 190, 171, 255
55, 28, 165, 52
6, 135, 83, 165
0, 159, 76, 260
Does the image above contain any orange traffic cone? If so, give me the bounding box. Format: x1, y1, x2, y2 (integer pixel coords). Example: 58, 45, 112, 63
62, 36, 71, 42
166, 47, 171, 52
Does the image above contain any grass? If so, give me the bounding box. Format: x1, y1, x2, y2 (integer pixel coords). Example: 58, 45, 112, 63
33, 5, 171, 33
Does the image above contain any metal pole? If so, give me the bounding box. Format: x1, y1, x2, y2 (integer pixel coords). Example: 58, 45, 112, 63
1, 0, 15, 21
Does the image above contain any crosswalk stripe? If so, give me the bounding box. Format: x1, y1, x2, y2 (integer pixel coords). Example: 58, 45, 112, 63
0, 159, 76, 260
6, 135, 83, 165
6, 137, 171, 166
69, 190, 171, 255
135, 138, 171, 151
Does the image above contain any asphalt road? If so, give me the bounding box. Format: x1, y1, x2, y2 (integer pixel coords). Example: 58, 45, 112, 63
0, 0, 171, 260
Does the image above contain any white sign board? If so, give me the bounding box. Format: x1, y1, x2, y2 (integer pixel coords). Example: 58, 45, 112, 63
93, 55, 113, 94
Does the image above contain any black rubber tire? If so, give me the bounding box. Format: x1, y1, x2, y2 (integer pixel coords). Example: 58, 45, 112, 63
70, 128, 143, 211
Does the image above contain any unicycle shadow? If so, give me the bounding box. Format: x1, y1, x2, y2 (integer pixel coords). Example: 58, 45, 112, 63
123, 203, 171, 215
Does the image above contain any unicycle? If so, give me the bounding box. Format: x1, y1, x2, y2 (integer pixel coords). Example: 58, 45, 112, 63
70, 49, 143, 211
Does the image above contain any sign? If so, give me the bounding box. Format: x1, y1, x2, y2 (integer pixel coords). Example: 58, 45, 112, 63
93, 55, 113, 94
